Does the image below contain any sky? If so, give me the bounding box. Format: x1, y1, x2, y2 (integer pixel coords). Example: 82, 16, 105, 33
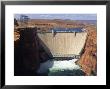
14, 14, 97, 20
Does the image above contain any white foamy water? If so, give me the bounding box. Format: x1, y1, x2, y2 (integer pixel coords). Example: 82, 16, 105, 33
50, 59, 80, 70
36, 59, 82, 75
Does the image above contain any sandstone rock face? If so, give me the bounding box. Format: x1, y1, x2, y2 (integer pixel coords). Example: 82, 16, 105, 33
76, 25, 97, 76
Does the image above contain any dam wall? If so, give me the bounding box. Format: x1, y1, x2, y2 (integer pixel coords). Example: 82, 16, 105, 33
37, 32, 87, 58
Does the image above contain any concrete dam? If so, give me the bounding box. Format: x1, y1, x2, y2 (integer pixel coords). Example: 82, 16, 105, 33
37, 28, 87, 58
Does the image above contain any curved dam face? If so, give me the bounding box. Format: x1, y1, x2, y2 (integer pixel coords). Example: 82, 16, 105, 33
37, 32, 87, 58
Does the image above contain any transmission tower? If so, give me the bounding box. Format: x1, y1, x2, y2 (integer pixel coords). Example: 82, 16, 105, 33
20, 15, 30, 27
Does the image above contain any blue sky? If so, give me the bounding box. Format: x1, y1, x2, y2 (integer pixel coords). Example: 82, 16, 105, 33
14, 14, 97, 20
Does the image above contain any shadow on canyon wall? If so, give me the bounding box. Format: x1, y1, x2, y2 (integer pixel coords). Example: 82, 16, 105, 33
14, 28, 52, 76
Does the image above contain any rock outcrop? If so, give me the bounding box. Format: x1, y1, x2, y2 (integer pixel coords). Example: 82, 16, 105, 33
76, 25, 97, 76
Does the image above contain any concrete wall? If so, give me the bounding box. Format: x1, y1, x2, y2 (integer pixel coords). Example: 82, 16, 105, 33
37, 32, 87, 57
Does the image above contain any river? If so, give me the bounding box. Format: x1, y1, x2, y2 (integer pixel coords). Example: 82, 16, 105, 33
36, 59, 85, 76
